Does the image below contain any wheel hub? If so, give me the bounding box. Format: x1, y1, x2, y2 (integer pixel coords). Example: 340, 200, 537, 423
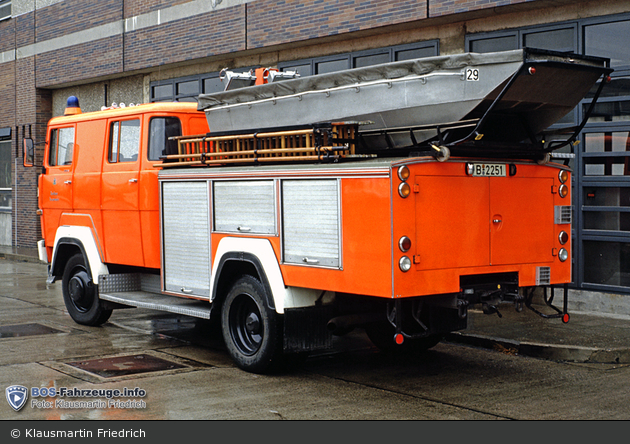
245, 312, 260, 335
69, 271, 91, 305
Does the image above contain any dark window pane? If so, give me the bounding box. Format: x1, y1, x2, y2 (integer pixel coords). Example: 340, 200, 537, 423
523, 28, 575, 53
586, 76, 630, 100
148, 117, 182, 161
316, 59, 349, 74
585, 101, 630, 124
177, 80, 199, 96
583, 241, 630, 286
204, 77, 224, 94
584, 187, 630, 207
0, 140, 10, 189
152, 84, 173, 100
395, 46, 437, 61
584, 211, 630, 231
470, 36, 517, 53
585, 20, 630, 68
353, 53, 389, 68
281, 64, 311, 77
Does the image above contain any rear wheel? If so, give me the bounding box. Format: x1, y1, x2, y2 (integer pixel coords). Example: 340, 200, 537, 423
221, 275, 282, 373
61, 253, 112, 326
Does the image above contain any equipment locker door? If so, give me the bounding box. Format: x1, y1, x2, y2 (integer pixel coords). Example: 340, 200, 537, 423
489, 177, 554, 265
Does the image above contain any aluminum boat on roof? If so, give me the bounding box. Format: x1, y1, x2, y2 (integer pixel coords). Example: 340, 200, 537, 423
200, 49, 608, 133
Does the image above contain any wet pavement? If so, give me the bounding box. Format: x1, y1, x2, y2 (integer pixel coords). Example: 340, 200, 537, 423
2, 245, 630, 366
2, 247, 630, 423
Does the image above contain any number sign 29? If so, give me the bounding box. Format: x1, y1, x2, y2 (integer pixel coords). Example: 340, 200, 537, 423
465, 68, 480, 81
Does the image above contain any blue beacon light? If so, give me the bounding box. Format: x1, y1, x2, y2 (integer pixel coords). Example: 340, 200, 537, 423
64, 96, 82, 115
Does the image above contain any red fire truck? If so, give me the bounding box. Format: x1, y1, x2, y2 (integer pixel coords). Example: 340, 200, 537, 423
25, 49, 612, 373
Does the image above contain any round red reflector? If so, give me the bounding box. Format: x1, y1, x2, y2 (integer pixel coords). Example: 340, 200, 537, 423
395, 333, 404, 345
562, 313, 570, 324
528, 67, 536, 75
399, 236, 412, 252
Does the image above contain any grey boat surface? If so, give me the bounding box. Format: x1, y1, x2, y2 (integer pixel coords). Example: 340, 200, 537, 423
197, 48, 611, 157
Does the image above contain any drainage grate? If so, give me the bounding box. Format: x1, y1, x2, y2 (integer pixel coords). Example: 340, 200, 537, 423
0, 323, 64, 338
66, 354, 188, 378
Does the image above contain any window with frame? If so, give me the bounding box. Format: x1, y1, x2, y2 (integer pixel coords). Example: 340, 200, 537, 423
148, 117, 182, 161
0, 140, 11, 211
109, 120, 140, 163
48, 127, 75, 167
0, 1, 11, 22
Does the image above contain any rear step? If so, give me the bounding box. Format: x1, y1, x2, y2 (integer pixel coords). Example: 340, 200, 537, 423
97, 273, 211, 319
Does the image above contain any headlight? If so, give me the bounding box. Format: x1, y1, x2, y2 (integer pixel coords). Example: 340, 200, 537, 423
399, 256, 412, 272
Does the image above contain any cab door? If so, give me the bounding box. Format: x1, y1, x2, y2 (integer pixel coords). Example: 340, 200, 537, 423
101, 118, 144, 266
40, 126, 75, 243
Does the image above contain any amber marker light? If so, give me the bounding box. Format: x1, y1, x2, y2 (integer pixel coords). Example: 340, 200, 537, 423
559, 184, 569, 198
397, 165, 410, 181
558, 170, 569, 184
398, 182, 411, 198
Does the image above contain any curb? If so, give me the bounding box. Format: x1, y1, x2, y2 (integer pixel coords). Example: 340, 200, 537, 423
446, 331, 630, 364
0, 252, 46, 265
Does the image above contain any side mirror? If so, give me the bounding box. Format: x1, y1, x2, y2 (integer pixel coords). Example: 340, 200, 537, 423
23, 138, 34, 167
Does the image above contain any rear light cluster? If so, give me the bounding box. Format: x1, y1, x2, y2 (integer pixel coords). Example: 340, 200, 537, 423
397, 166, 412, 272
557, 169, 570, 262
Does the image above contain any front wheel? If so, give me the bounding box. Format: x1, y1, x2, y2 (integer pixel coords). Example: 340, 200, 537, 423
221, 276, 282, 373
61, 253, 112, 326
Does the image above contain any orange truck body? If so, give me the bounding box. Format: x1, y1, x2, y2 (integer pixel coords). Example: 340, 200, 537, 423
34, 78, 577, 373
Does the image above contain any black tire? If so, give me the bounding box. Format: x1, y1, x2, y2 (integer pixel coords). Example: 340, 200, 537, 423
61, 253, 112, 326
221, 275, 282, 373
365, 322, 441, 354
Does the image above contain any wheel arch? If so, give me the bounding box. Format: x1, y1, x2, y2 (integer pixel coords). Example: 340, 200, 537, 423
210, 237, 288, 315
50, 226, 108, 282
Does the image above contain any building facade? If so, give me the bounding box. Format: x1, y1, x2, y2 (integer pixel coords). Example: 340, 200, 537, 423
1, 0, 629, 314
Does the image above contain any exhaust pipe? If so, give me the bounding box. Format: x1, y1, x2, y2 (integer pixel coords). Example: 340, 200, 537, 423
327, 313, 383, 336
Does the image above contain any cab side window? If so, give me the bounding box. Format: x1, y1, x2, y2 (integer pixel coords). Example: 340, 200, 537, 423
109, 119, 140, 163
148, 117, 182, 161
48, 127, 75, 166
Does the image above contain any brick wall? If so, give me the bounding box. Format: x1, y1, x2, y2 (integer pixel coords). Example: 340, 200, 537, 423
429, 0, 535, 17
247, 0, 428, 49
35, 0, 122, 42
124, 0, 192, 17
36, 36, 123, 88
123, 5, 246, 72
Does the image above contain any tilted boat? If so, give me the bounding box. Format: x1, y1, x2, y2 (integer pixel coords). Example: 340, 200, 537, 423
196, 48, 612, 161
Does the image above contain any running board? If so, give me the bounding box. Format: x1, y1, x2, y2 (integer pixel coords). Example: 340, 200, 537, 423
99, 290, 212, 319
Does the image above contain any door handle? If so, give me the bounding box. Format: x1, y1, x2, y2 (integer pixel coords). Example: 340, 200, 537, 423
64, 180, 72, 185
129, 178, 138, 183
493, 219, 502, 224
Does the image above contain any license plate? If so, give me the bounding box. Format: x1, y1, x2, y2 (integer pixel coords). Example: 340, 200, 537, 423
470, 163, 506, 177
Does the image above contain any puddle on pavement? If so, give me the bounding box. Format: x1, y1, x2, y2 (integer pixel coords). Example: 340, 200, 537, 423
0, 323, 64, 338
